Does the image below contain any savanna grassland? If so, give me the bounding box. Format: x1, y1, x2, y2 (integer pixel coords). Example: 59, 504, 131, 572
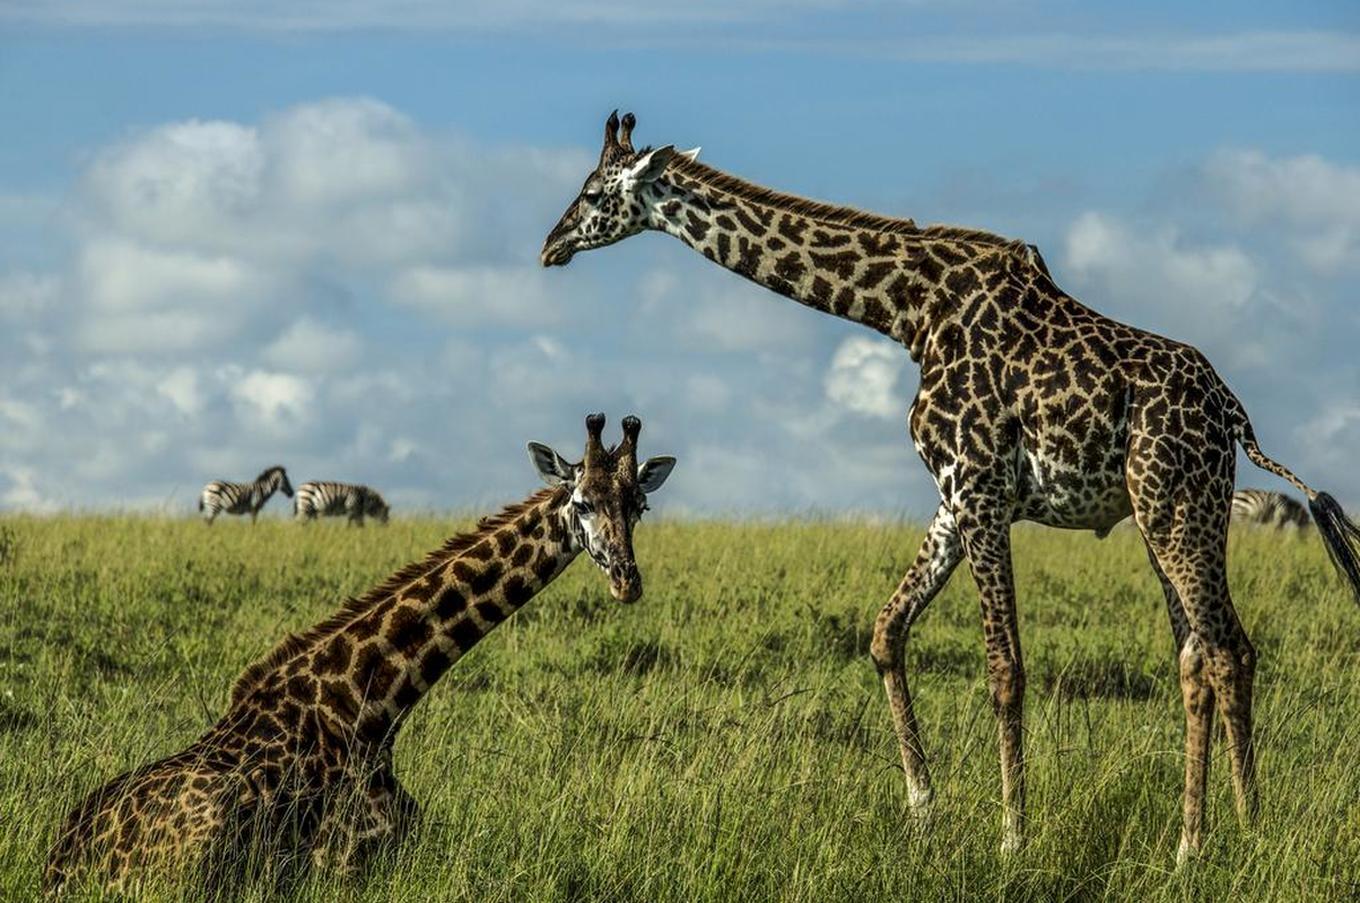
2, 514, 1359, 902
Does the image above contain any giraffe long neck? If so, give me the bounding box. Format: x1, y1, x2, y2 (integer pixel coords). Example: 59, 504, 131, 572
315, 487, 579, 746
643, 159, 1032, 361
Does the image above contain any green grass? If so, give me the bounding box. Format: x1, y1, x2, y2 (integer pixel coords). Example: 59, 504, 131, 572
2, 515, 1360, 901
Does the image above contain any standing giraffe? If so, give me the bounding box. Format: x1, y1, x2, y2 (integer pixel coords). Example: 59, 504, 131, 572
45, 415, 676, 895
540, 112, 1360, 860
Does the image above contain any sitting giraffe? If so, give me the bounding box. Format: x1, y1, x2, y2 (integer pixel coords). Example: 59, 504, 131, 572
540, 112, 1360, 860
45, 414, 676, 895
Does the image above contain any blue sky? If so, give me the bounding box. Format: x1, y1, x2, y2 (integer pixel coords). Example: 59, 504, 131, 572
1, 2, 1357, 516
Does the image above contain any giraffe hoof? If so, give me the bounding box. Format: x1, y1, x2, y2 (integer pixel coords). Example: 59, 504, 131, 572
907, 784, 934, 815
1175, 835, 1200, 867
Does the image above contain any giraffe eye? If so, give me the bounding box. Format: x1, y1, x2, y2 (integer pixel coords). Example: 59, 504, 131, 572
583, 188, 602, 202
573, 499, 594, 516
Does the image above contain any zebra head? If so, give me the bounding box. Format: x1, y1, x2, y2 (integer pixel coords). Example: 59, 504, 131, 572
527, 413, 675, 603
258, 466, 293, 498
365, 491, 391, 525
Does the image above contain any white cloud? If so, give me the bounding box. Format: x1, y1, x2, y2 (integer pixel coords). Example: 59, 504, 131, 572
640, 267, 815, 354
1205, 150, 1360, 273
0, 272, 61, 318
86, 119, 264, 248
824, 336, 907, 420
79, 238, 263, 312
685, 374, 732, 413
263, 317, 363, 373
1064, 212, 1259, 328
265, 98, 428, 206
0, 467, 60, 514
156, 366, 203, 416
389, 265, 560, 327
2, 95, 1355, 516
229, 370, 315, 430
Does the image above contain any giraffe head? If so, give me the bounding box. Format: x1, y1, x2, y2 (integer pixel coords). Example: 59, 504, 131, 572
259, 465, 294, 498
540, 111, 698, 267
527, 413, 676, 603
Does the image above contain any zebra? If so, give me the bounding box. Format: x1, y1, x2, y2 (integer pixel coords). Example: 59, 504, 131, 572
293, 481, 390, 526
197, 466, 294, 525
1231, 488, 1312, 531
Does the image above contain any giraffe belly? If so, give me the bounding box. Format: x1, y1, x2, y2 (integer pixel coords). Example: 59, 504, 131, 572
1013, 440, 1132, 534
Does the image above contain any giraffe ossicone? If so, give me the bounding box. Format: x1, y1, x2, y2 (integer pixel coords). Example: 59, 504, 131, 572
45, 413, 675, 895
541, 110, 1360, 860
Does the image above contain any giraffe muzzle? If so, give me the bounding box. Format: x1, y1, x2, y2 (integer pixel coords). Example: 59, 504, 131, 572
609, 562, 642, 604
540, 239, 576, 267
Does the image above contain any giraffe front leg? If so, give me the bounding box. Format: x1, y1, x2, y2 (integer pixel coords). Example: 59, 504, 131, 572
310, 771, 414, 875
958, 517, 1026, 855
870, 504, 962, 817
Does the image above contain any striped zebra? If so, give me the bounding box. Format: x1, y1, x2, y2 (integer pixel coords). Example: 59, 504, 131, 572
197, 466, 293, 525
293, 481, 390, 526
1231, 488, 1312, 531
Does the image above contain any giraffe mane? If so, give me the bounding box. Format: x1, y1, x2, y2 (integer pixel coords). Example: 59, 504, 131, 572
227, 485, 567, 706
665, 155, 1030, 252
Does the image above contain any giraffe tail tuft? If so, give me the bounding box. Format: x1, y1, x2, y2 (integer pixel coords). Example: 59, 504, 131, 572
1234, 417, 1360, 606
1309, 492, 1360, 607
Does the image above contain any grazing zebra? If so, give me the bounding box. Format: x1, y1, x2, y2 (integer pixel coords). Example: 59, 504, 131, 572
293, 481, 390, 526
1231, 488, 1312, 531
197, 466, 293, 525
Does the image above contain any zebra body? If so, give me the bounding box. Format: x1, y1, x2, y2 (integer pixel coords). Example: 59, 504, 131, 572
293, 481, 390, 526
1231, 488, 1311, 531
198, 466, 293, 525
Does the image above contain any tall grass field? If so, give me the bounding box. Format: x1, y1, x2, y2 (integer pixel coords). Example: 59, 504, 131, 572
2, 515, 1358, 901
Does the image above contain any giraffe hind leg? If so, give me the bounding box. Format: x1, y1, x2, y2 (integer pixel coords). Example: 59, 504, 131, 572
954, 512, 1025, 854
1147, 552, 1214, 863
1131, 427, 1257, 861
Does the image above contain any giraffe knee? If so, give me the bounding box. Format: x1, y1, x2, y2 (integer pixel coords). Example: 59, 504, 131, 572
870, 602, 908, 672
1178, 638, 1207, 681
987, 660, 1025, 709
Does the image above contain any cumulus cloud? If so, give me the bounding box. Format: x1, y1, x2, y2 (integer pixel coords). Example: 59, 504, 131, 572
262, 317, 363, 373
156, 367, 204, 417
639, 268, 815, 354
1066, 212, 1258, 312
0, 271, 61, 319
3, 95, 1356, 516
824, 336, 908, 419
1062, 211, 1266, 353
0, 467, 60, 514
1204, 150, 1360, 273
389, 265, 561, 327
230, 370, 315, 431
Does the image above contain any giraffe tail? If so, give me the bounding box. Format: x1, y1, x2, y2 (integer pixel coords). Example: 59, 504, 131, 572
1235, 419, 1360, 606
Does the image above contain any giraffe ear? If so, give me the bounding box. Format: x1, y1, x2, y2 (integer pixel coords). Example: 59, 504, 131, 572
527, 442, 576, 487
637, 456, 676, 495
621, 145, 677, 189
